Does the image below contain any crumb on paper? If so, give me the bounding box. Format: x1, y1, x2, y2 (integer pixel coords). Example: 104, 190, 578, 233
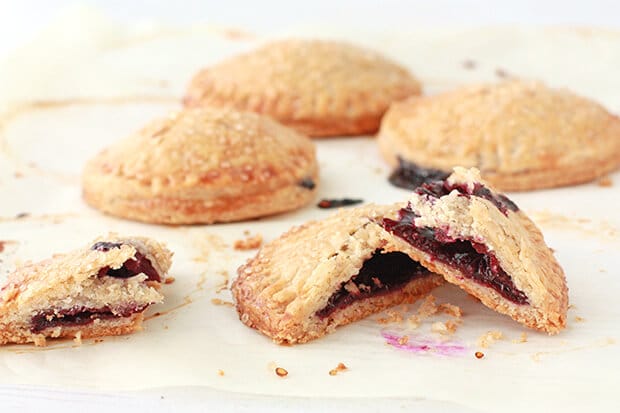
329, 362, 348, 376
275, 367, 288, 377
398, 335, 409, 345
15, 212, 30, 219
243, 229, 251, 236
73, 331, 82, 345
599, 268, 607, 273
438, 303, 463, 318
475, 351, 484, 359
13, 172, 23, 178
575, 316, 585, 322
431, 319, 460, 335
94, 338, 104, 344
495, 68, 509, 78
234, 234, 263, 250
164, 276, 175, 284
478, 330, 503, 348
512, 332, 528, 344
211, 298, 234, 307
217, 369, 225, 376
417, 294, 438, 318
377, 309, 403, 324
216, 270, 230, 293
597, 176, 613, 187
462, 59, 477, 69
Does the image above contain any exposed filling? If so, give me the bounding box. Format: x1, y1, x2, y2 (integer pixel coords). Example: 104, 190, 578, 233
382, 207, 528, 305
96, 252, 161, 282
31, 304, 146, 333
315, 251, 431, 319
298, 177, 316, 190
388, 158, 450, 190
317, 198, 364, 209
415, 180, 518, 216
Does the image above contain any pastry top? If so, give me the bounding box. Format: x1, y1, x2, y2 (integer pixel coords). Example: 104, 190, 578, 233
408, 167, 568, 321
380, 79, 620, 175
184, 39, 420, 126
234, 204, 409, 319
0, 235, 172, 316
84, 107, 317, 200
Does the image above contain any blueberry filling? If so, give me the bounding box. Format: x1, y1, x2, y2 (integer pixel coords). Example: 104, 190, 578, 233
298, 177, 316, 190
317, 198, 364, 209
315, 250, 431, 319
97, 252, 160, 282
415, 180, 518, 216
31, 304, 146, 333
388, 158, 450, 190
382, 207, 528, 305
91, 242, 123, 252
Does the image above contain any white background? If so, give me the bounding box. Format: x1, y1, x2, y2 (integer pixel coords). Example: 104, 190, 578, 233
0, 1, 619, 412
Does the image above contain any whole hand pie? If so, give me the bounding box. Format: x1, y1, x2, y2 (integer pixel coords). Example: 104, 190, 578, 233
231, 205, 444, 344
0, 236, 172, 346
83, 107, 318, 224
381, 167, 568, 333
378, 79, 620, 191
183, 39, 421, 137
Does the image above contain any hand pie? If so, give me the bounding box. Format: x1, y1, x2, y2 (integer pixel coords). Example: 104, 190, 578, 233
381, 167, 568, 333
83, 107, 318, 224
184, 39, 421, 137
0, 236, 172, 346
378, 79, 620, 191
232, 205, 444, 344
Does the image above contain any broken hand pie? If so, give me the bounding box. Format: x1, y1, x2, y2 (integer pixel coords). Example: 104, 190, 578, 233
233, 168, 568, 344
184, 39, 421, 137
379, 79, 620, 191
83, 107, 318, 224
0, 236, 172, 346
232, 205, 445, 344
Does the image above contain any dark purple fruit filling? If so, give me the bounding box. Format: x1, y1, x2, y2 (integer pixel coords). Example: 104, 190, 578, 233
317, 198, 364, 209
31, 304, 146, 333
383, 208, 528, 305
91, 241, 123, 252
315, 250, 431, 319
415, 179, 518, 216
298, 177, 316, 190
97, 252, 160, 282
388, 158, 450, 190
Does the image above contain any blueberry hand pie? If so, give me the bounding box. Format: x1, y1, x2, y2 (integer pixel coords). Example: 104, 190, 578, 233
231, 205, 444, 344
382, 167, 568, 333
184, 39, 421, 137
0, 236, 172, 346
378, 79, 620, 191
83, 107, 318, 224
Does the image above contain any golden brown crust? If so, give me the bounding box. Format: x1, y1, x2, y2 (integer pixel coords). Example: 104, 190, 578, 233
231, 205, 443, 344
0, 235, 172, 346
82, 107, 318, 224
391, 168, 568, 333
378, 79, 620, 191
184, 39, 421, 137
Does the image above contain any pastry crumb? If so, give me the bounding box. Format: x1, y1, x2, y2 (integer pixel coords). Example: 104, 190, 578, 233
495, 68, 509, 78
234, 234, 263, 250
512, 332, 528, 343
215, 270, 230, 293
462, 59, 477, 69
417, 294, 438, 319
275, 367, 288, 377
398, 335, 409, 345
211, 298, 234, 307
377, 309, 403, 324
164, 276, 175, 284
475, 351, 484, 359
15, 212, 30, 219
575, 316, 585, 322
431, 319, 460, 335
597, 176, 613, 187
438, 303, 463, 318
477, 330, 503, 348
329, 362, 348, 376
407, 314, 420, 329
217, 369, 225, 376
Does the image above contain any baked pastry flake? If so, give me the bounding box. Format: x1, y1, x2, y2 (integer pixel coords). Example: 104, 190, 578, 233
231, 205, 444, 344
83, 107, 318, 224
381, 167, 568, 333
378, 79, 620, 191
0, 235, 172, 346
184, 39, 421, 137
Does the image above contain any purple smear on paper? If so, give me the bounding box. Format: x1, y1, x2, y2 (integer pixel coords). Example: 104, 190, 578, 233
382, 331, 467, 356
